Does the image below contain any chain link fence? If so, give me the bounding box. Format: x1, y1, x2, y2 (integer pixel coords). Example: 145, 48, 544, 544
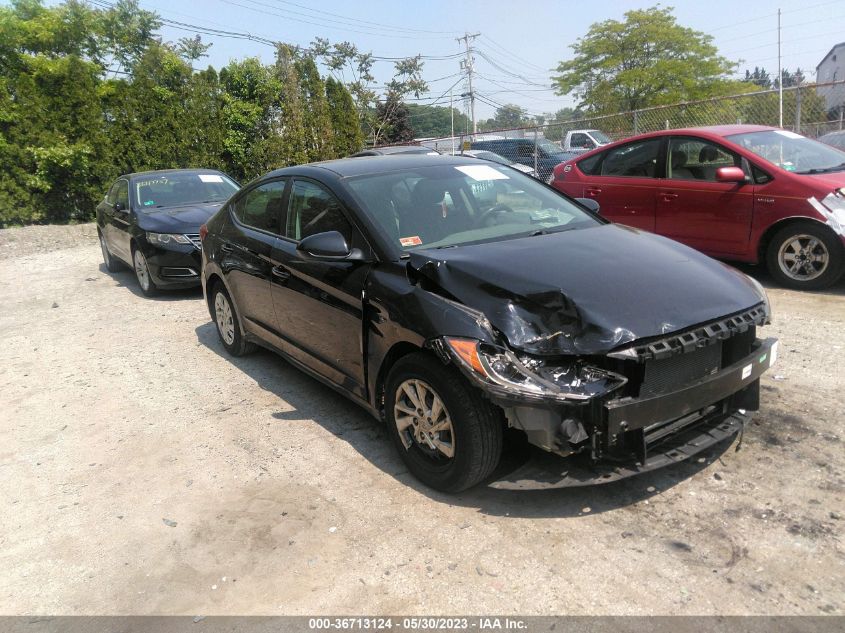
414, 80, 845, 181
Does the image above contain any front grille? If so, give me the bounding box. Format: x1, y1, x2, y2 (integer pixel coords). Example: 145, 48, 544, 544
607, 304, 767, 363
639, 343, 722, 397
185, 234, 202, 250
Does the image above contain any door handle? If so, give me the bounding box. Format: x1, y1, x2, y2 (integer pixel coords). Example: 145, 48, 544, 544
586, 187, 602, 196
221, 243, 235, 253
272, 265, 291, 280
660, 192, 678, 202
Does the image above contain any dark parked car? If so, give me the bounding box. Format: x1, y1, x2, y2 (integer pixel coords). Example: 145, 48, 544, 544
552, 125, 845, 290
96, 169, 239, 295
470, 138, 577, 182
818, 130, 845, 151
201, 155, 777, 492
351, 145, 440, 157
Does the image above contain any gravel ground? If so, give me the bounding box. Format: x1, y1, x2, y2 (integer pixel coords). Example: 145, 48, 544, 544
0, 223, 843, 615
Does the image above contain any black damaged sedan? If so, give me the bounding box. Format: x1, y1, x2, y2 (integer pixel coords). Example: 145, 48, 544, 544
201, 155, 778, 492
96, 169, 239, 295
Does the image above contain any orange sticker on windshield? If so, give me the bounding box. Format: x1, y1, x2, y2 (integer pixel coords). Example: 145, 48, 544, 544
400, 236, 422, 247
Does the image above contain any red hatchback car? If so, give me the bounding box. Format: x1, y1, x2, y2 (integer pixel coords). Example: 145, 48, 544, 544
551, 125, 845, 289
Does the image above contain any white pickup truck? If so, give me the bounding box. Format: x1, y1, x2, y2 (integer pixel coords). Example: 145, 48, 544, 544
560, 129, 612, 153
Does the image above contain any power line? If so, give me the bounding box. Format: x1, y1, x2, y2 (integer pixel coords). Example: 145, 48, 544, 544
474, 48, 549, 87
260, 0, 460, 36
217, 0, 455, 40
480, 35, 549, 74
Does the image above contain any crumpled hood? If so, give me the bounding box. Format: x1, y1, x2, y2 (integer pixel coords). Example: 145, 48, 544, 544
408, 224, 766, 356
138, 202, 224, 233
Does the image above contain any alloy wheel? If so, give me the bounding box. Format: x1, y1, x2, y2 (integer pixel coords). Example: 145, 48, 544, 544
777, 234, 829, 282
214, 292, 236, 346
393, 379, 455, 460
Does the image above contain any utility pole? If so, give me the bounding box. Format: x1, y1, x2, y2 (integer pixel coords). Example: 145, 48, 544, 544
450, 86, 455, 154
778, 8, 783, 128
457, 32, 480, 136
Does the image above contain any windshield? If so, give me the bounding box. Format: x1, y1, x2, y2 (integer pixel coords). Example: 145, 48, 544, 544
135, 172, 239, 209
470, 151, 511, 166
726, 130, 845, 174
346, 163, 601, 252
538, 140, 567, 156
590, 130, 611, 144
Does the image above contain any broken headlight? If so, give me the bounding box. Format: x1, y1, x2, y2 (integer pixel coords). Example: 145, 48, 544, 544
442, 337, 626, 402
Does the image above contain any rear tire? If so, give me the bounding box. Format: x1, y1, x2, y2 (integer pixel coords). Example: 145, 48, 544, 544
384, 352, 503, 492
98, 231, 120, 273
210, 283, 255, 356
766, 222, 843, 290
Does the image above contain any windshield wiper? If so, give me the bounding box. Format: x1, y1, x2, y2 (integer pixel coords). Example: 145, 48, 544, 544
797, 162, 845, 174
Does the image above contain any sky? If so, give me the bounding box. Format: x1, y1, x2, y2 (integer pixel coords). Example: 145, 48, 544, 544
38, 0, 845, 120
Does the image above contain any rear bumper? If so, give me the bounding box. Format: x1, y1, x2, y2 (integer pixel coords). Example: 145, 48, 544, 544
490, 337, 777, 487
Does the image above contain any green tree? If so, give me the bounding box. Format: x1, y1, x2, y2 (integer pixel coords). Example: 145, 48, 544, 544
553, 6, 739, 113
374, 93, 414, 144
219, 57, 280, 180
272, 44, 308, 167
743, 67, 772, 89
325, 76, 363, 156
405, 103, 469, 138
296, 56, 334, 161
176, 35, 212, 63
486, 103, 528, 129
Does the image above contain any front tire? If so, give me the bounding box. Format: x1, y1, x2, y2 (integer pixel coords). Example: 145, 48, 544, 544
384, 353, 503, 492
766, 222, 843, 290
211, 283, 255, 356
132, 247, 158, 297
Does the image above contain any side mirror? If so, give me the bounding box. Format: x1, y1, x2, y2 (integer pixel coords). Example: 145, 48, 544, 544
113, 201, 125, 212
297, 230, 359, 260
575, 197, 600, 213
715, 166, 747, 183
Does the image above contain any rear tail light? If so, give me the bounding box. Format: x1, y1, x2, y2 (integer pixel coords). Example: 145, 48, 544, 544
199, 224, 208, 242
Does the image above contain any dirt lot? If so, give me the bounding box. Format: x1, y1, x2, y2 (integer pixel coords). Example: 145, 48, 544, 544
0, 223, 843, 616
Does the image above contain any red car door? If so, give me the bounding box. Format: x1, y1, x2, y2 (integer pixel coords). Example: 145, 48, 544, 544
576, 137, 662, 232
656, 136, 754, 257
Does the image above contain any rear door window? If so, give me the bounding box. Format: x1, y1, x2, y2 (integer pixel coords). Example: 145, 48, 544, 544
233, 180, 286, 234
601, 139, 661, 177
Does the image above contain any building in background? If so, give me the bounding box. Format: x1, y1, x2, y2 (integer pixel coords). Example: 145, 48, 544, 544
816, 42, 845, 114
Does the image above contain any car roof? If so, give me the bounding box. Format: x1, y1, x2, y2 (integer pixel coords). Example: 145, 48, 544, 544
610, 124, 776, 142
569, 124, 781, 162
122, 168, 228, 181
352, 145, 436, 156
819, 130, 845, 139
263, 154, 486, 179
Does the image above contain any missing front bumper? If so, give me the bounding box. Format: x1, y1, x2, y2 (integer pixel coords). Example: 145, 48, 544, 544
490, 408, 749, 490
488, 337, 777, 488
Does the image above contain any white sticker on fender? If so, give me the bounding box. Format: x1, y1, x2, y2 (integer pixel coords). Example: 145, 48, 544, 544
769, 341, 778, 367
742, 363, 752, 380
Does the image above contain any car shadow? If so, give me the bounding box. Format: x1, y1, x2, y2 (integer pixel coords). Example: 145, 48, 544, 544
98, 263, 203, 301
194, 321, 734, 518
